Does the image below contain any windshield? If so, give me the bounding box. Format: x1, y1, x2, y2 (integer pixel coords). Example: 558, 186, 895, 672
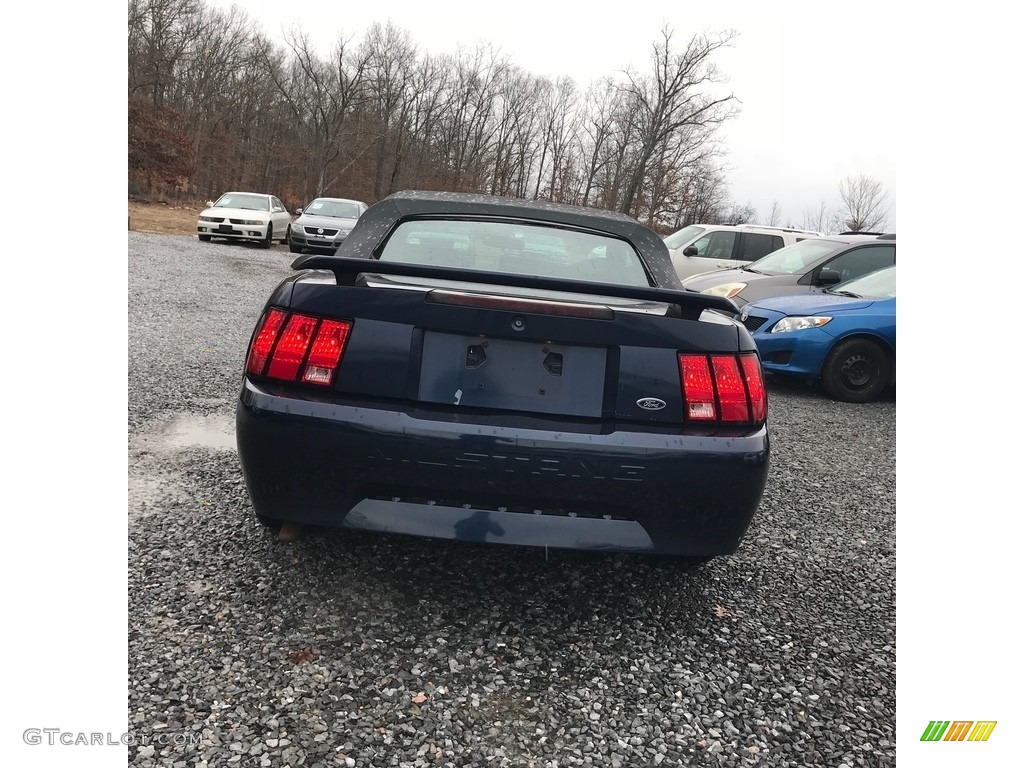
305, 199, 362, 219
829, 265, 896, 298
663, 225, 706, 250
378, 219, 651, 287
748, 238, 846, 275
213, 193, 269, 211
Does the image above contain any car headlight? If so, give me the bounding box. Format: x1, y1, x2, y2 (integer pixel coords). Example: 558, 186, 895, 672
198, 215, 218, 222
237, 219, 264, 226
701, 282, 746, 299
771, 316, 832, 333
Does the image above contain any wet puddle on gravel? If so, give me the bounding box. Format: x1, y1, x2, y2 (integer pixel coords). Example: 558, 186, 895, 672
147, 413, 237, 452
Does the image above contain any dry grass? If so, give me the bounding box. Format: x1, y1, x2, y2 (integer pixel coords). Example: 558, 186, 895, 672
128, 200, 203, 236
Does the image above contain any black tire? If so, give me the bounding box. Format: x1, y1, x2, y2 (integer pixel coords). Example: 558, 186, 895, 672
260, 224, 273, 249
287, 226, 302, 254
198, 234, 211, 242
821, 338, 891, 403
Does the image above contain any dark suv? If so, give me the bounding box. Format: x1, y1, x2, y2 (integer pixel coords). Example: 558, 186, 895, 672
679, 233, 896, 308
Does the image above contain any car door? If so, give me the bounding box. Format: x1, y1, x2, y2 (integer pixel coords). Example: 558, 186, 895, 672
676, 230, 739, 276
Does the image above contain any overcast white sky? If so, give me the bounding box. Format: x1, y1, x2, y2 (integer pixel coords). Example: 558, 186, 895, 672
208, 0, 898, 231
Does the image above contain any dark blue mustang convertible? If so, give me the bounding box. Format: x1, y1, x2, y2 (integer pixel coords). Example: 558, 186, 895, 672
235, 191, 770, 562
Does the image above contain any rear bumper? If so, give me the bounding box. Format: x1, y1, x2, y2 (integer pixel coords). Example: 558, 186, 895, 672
235, 379, 770, 556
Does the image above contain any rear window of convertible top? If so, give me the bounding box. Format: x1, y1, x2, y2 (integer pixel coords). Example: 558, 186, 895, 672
378, 219, 651, 287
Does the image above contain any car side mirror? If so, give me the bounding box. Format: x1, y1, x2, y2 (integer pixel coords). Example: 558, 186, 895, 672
818, 268, 842, 285
295, 208, 303, 215
682, 245, 698, 257
205, 200, 215, 207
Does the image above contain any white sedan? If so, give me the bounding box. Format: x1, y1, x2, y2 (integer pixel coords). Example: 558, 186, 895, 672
196, 192, 292, 247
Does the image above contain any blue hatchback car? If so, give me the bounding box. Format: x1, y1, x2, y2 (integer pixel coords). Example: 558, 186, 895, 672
740, 265, 895, 402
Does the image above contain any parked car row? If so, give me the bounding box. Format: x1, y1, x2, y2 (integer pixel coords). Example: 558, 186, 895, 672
681, 233, 897, 403
664, 223, 822, 280
196, 192, 368, 252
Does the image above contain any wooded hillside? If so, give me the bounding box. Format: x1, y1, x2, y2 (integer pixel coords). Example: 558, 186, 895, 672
129, 0, 754, 231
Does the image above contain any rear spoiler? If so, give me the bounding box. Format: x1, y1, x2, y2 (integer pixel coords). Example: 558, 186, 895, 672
292, 255, 739, 321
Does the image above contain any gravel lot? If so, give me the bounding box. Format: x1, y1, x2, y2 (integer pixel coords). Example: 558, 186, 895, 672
128, 232, 896, 768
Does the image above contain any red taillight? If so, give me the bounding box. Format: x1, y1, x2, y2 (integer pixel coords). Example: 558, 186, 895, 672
302, 319, 351, 385
245, 309, 353, 386
267, 314, 320, 380
679, 354, 716, 421
246, 308, 287, 377
678, 352, 767, 426
740, 354, 767, 424
712, 355, 748, 422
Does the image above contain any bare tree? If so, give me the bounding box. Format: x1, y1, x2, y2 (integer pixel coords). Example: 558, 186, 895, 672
837, 174, 889, 232
801, 200, 837, 234
615, 26, 738, 216
265, 30, 372, 198
536, 76, 579, 202
723, 202, 756, 225
671, 159, 731, 228
765, 200, 783, 226
128, 0, 204, 104
401, 54, 450, 189
362, 22, 418, 199
128, 12, 759, 216
576, 79, 622, 207
489, 67, 544, 197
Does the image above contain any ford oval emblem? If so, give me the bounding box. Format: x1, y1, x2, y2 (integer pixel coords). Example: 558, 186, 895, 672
636, 397, 666, 411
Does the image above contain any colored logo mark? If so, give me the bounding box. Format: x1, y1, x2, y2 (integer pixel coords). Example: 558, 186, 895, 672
920, 721, 997, 742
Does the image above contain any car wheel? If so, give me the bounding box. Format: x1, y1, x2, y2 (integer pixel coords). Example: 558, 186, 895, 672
287, 226, 302, 253
261, 225, 273, 249
821, 338, 891, 403
198, 234, 211, 242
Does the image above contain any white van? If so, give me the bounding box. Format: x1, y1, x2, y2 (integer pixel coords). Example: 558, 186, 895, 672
664, 224, 822, 281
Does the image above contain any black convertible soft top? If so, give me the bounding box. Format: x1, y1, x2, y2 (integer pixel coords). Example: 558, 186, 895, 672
330, 190, 682, 289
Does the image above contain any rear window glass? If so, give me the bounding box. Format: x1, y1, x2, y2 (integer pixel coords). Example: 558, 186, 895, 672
378, 220, 651, 287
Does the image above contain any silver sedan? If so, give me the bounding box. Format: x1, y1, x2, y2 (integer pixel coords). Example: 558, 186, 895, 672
287, 197, 369, 254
